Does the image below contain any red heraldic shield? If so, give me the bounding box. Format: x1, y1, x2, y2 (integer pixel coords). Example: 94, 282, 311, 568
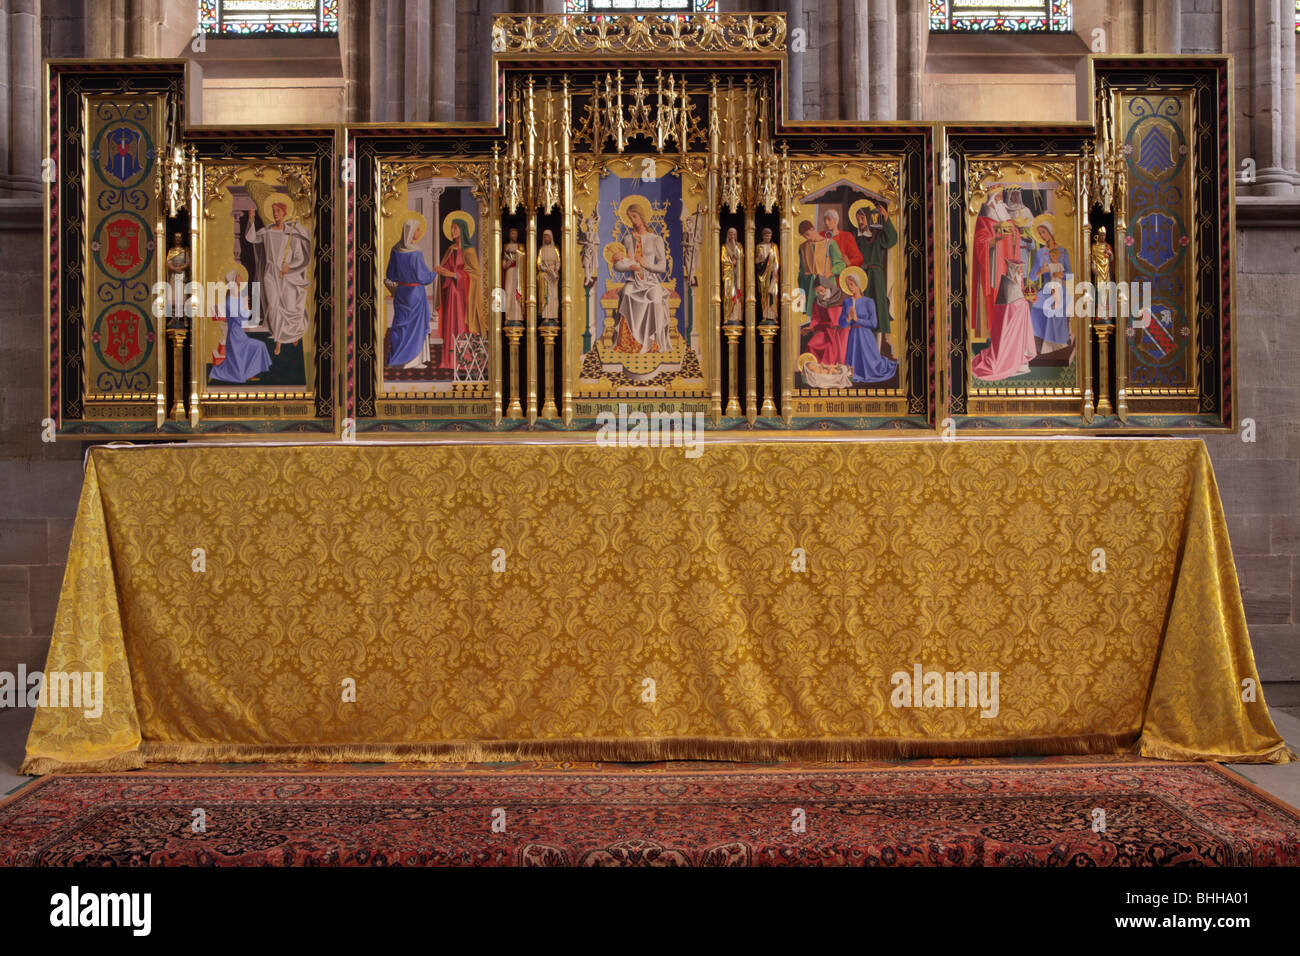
104, 215, 143, 276
104, 308, 142, 367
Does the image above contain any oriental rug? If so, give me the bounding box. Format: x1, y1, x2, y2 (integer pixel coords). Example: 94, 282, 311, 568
1, 761, 1297, 866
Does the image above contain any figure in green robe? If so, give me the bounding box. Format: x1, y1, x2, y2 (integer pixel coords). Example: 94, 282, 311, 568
852, 200, 898, 350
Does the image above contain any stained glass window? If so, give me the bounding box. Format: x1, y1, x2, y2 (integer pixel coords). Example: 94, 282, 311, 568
930, 0, 1072, 32
198, 0, 339, 35
564, 1, 719, 12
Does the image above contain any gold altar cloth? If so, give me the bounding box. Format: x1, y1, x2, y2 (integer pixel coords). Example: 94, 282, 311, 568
22, 439, 1293, 773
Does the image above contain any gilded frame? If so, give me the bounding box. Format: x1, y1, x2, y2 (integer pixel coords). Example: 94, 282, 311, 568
47, 60, 187, 436
183, 127, 338, 435
566, 152, 714, 422
782, 156, 910, 421
960, 155, 1086, 414
44, 39, 1236, 441
371, 158, 496, 419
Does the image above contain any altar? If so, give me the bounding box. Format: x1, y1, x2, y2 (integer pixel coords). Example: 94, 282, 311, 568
24, 15, 1284, 777
21, 438, 1292, 774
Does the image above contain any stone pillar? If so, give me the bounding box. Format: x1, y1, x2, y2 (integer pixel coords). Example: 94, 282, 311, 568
0, 0, 40, 197
867, 0, 894, 120
1, 8, 11, 191
361, 0, 466, 123
839, 0, 869, 120
479, 2, 497, 123
1279, 0, 1297, 187
407, 0, 433, 122
810, 2, 837, 120
895, 0, 927, 121
368, 0, 389, 121
342, 0, 367, 123
85, 0, 125, 58
1156, 0, 1183, 53
385, 4, 403, 119
127, 0, 158, 57
432, 0, 455, 122
785, 0, 804, 121
1247, 0, 1298, 195
83, 0, 193, 59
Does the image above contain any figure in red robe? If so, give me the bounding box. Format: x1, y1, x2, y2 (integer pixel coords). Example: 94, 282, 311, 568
797, 220, 848, 365
821, 209, 863, 268
433, 216, 484, 372
970, 190, 1021, 339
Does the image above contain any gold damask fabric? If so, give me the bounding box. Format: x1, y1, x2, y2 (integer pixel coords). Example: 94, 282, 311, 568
22, 439, 1293, 774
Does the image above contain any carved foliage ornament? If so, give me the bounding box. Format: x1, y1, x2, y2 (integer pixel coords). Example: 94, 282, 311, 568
492, 13, 786, 56
203, 163, 315, 222
381, 161, 490, 215
965, 159, 1077, 217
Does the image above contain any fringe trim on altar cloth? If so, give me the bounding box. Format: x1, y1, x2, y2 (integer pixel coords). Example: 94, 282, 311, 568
1138, 736, 1296, 765
20, 750, 146, 775
134, 733, 1148, 766
22, 732, 1295, 774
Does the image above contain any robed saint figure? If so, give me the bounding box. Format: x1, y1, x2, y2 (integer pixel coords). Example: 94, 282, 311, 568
970, 190, 1021, 340
434, 211, 485, 371
384, 215, 437, 369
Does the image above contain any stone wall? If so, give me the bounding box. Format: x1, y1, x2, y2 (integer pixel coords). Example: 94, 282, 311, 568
1204, 208, 1300, 709
198, 36, 345, 126
0, 201, 85, 689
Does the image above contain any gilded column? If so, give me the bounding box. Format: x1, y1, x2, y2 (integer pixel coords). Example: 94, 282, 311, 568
780, 147, 794, 426
559, 76, 574, 425
743, 79, 757, 424
491, 144, 504, 425
743, 211, 757, 424
525, 77, 538, 423
708, 78, 723, 423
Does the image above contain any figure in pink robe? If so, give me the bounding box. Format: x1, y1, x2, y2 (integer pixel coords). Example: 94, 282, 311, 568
970, 191, 1021, 339
971, 263, 1037, 381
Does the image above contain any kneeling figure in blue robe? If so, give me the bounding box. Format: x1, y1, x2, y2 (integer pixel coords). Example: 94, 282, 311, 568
210, 281, 272, 384
838, 272, 898, 384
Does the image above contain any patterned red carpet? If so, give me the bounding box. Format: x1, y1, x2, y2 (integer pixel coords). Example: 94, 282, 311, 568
1, 760, 1297, 866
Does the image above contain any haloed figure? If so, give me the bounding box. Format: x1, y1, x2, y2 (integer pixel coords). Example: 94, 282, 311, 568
435, 211, 485, 371
837, 266, 897, 384
384, 213, 436, 369
612, 199, 671, 354
244, 195, 311, 355
851, 200, 897, 354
